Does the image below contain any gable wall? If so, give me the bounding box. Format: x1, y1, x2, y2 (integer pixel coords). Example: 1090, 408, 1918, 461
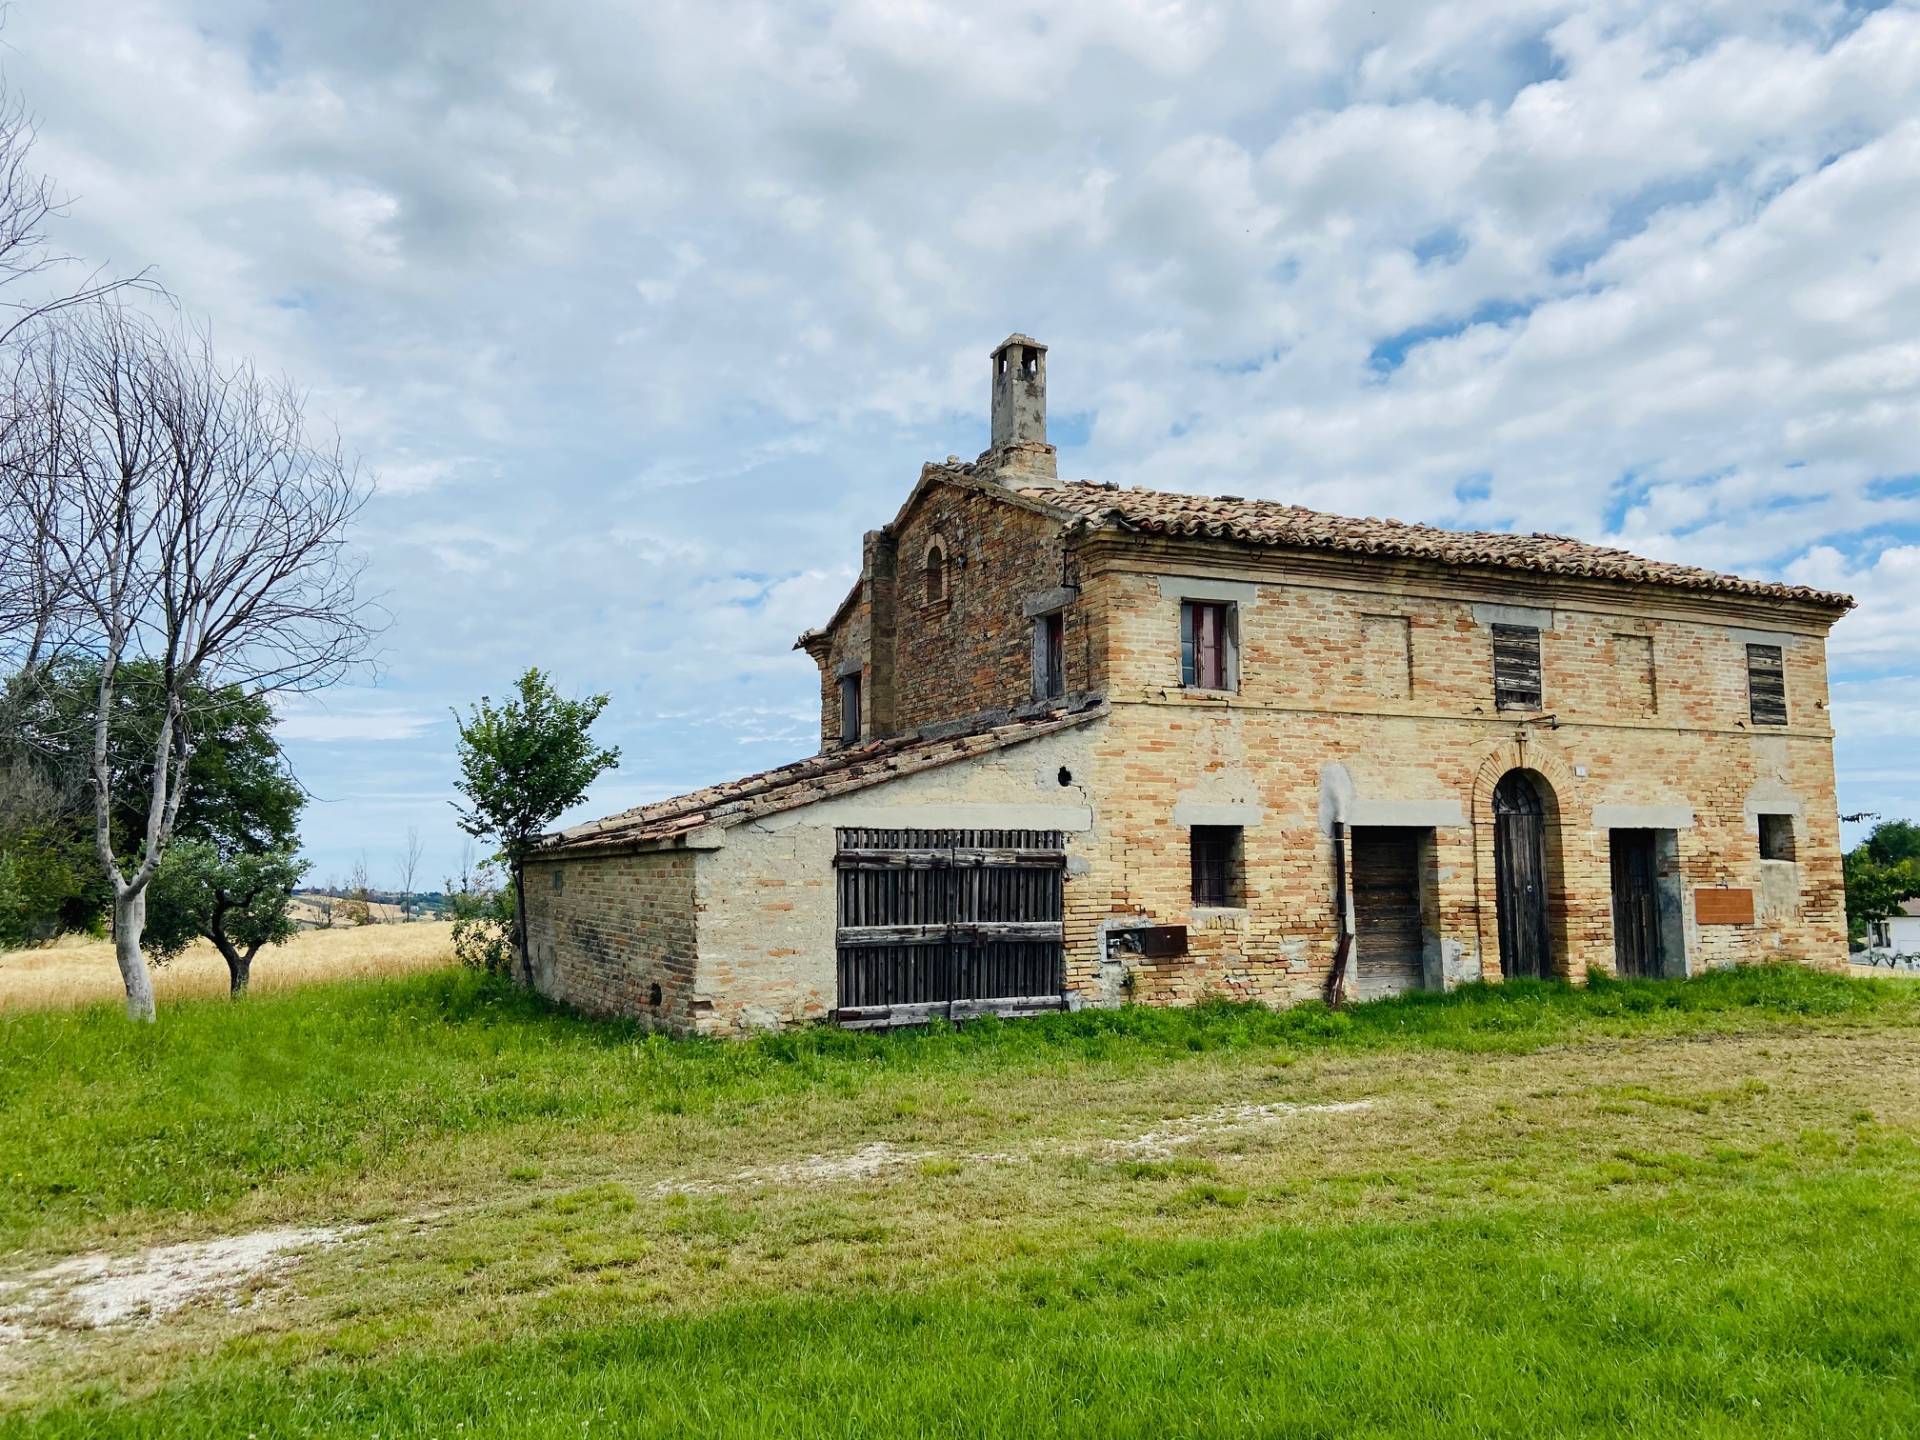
812, 481, 1087, 746
693, 720, 1102, 1035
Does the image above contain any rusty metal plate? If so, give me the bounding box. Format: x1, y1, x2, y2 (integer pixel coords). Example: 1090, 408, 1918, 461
1137, 925, 1188, 958
1694, 888, 1755, 925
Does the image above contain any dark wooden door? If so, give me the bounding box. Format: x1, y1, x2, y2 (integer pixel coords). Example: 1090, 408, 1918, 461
1493, 771, 1552, 979
1609, 829, 1663, 979
833, 828, 1066, 1028
1350, 828, 1426, 1000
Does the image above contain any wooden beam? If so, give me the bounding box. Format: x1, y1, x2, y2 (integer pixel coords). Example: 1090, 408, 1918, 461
834, 847, 1067, 869
833, 996, 1068, 1029
836, 921, 1064, 946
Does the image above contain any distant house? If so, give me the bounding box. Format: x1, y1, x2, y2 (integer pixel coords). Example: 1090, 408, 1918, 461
523, 334, 1854, 1035
1868, 899, 1920, 953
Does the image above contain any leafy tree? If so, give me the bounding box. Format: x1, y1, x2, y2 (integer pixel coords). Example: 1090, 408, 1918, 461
1864, 819, 1920, 869
452, 669, 619, 980
143, 841, 308, 993
1842, 829, 1920, 948
0, 828, 85, 947
1, 658, 308, 983
5, 659, 301, 863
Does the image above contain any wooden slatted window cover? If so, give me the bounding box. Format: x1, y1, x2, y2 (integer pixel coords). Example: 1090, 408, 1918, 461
1492, 624, 1543, 711
839, 673, 861, 743
1747, 644, 1787, 726
833, 829, 1065, 1012
1181, 601, 1231, 690
1032, 612, 1065, 700
1190, 825, 1241, 907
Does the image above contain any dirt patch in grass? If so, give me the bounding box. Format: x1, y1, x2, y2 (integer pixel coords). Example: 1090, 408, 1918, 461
0, 1226, 354, 1343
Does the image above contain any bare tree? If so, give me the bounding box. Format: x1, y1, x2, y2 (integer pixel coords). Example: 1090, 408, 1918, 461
0, 305, 375, 1019
343, 853, 373, 926
311, 882, 337, 930
396, 825, 423, 921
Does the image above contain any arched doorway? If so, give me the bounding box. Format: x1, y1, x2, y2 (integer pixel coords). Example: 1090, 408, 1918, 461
1493, 770, 1553, 979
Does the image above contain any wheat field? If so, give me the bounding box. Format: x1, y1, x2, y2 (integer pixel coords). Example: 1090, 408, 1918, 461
0, 921, 457, 1012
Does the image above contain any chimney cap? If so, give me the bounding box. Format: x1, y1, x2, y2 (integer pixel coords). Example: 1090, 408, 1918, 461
991, 332, 1047, 357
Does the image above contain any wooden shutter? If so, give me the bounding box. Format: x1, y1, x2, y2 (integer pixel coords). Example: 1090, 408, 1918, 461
1350, 829, 1425, 999
1032, 613, 1065, 700
1747, 645, 1787, 726
839, 674, 861, 743
1492, 624, 1542, 711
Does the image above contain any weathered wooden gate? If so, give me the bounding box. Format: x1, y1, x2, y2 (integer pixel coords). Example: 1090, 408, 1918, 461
1350, 828, 1427, 1000
1609, 829, 1663, 979
833, 828, 1067, 1029
1493, 770, 1553, 980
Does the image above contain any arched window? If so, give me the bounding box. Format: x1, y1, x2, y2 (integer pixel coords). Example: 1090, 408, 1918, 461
924, 543, 947, 603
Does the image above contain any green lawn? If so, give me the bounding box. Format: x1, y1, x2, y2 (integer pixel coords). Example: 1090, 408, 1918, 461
4, 965, 1918, 1436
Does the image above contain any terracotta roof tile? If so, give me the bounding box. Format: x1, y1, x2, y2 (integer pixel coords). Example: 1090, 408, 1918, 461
1015, 480, 1852, 610
539, 700, 1105, 856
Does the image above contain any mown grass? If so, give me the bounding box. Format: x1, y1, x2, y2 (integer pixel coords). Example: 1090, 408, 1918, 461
15, 1148, 1920, 1438
5, 963, 1920, 1435
2, 962, 1910, 1248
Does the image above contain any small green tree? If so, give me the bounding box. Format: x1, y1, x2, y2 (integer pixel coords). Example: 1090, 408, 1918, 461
144, 840, 309, 993
445, 856, 516, 976
1844, 832, 1920, 948
452, 669, 620, 981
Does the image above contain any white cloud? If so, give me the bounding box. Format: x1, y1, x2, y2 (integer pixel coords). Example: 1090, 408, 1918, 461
276, 699, 441, 744
7, 0, 1918, 875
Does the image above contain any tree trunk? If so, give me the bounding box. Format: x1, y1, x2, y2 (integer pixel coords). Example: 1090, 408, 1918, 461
113, 886, 157, 1023
513, 862, 531, 987
209, 928, 253, 996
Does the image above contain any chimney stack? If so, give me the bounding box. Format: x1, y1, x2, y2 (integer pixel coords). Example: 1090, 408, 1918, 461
981, 333, 1058, 484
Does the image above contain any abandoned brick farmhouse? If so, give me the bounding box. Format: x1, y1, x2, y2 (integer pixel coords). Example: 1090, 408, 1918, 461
524, 335, 1854, 1035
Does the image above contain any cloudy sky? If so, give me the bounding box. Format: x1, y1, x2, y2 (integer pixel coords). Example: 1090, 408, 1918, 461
10, 0, 1919, 886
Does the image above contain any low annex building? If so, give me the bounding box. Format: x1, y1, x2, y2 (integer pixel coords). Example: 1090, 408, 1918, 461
524, 334, 1854, 1035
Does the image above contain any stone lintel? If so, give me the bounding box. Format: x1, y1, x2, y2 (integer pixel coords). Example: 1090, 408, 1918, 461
1023, 586, 1077, 618
1592, 803, 1696, 831
1347, 798, 1467, 829
1172, 801, 1265, 828
1470, 601, 1556, 630
1154, 574, 1260, 605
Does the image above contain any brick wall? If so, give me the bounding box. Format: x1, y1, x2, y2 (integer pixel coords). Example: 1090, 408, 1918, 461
521, 850, 698, 1028
809, 475, 1093, 747
1060, 539, 1847, 1004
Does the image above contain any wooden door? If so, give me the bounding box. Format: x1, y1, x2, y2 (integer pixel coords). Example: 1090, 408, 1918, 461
833, 828, 1066, 1028
1350, 828, 1426, 999
1609, 829, 1663, 979
1493, 771, 1552, 979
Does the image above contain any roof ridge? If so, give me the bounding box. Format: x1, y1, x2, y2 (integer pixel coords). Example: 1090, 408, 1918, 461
1021, 479, 1851, 610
